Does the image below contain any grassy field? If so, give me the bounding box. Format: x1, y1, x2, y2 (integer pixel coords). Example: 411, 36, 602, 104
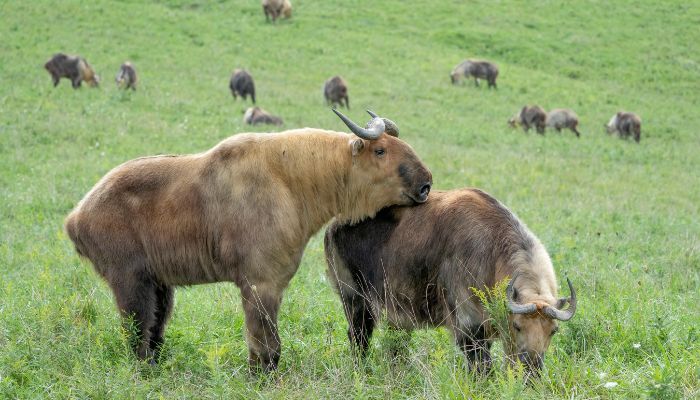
1, 0, 699, 398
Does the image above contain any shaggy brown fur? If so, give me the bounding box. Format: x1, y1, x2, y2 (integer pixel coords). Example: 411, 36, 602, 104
509, 105, 547, 134
44, 53, 99, 88
325, 188, 575, 374
450, 59, 499, 88
115, 62, 137, 91
546, 108, 580, 137
606, 111, 641, 143
324, 76, 349, 109
65, 125, 432, 371
243, 106, 283, 126
262, 0, 291, 22
229, 69, 256, 104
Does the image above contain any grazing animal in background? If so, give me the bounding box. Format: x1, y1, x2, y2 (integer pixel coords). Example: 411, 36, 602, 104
229, 69, 256, 104
605, 111, 642, 143
325, 188, 576, 376
243, 106, 283, 126
546, 108, 581, 137
115, 62, 137, 91
324, 76, 350, 109
44, 53, 100, 88
65, 109, 432, 372
509, 105, 547, 134
262, 0, 292, 22
450, 59, 499, 88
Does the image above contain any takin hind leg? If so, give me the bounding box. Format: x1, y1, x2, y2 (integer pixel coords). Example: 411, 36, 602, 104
148, 284, 174, 360
241, 283, 283, 373
108, 269, 160, 363
456, 324, 493, 375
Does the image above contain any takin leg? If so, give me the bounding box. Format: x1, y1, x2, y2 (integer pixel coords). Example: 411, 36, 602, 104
241, 283, 283, 373
108, 269, 160, 363
149, 284, 174, 360
343, 293, 375, 357
455, 324, 493, 374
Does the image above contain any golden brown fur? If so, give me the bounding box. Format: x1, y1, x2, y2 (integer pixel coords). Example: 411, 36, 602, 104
65, 127, 431, 371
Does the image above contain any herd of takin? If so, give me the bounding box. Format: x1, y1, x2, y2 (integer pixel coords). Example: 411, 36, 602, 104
56, 0, 645, 381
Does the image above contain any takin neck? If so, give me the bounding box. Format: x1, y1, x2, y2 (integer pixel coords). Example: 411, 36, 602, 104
500, 237, 559, 306
255, 129, 375, 237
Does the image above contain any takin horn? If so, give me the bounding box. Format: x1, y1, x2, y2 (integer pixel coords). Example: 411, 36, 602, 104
506, 275, 538, 315
543, 278, 577, 321
366, 110, 399, 137
333, 108, 385, 140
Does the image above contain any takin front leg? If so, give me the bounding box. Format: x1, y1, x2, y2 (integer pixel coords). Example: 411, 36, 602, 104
241, 284, 283, 373
456, 324, 493, 375
342, 293, 375, 357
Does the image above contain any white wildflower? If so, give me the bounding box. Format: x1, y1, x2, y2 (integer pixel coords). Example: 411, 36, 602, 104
604, 382, 618, 389
633, 343, 641, 349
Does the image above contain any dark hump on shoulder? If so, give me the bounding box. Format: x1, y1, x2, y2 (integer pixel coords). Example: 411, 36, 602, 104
326, 207, 400, 266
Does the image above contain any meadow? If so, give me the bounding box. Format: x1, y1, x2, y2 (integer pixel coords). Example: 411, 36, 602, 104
1, 0, 699, 398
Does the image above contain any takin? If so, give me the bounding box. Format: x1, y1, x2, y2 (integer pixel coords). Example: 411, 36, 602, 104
325, 188, 577, 376
229, 69, 256, 104
509, 105, 547, 134
546, 108, 581, 137
243, 106, 283, 126
262, 0, 292, 22
115, 62, 137, 91
324, 76, 350, 109
44, 53, 100, 88
65, 109, 432, 372
605, 111, 641, 143
450, 59, 499, 88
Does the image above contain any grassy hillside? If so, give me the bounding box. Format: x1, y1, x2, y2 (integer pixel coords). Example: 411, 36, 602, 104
1, 0, 698, 398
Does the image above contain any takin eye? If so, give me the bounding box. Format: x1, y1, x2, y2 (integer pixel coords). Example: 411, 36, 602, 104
374, 148, 386, 157
513, 322, 522, 332
550, 326, 559, 336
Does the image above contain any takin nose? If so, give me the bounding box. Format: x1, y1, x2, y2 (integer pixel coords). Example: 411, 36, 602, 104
417, 182, 431, 203
518, 352, 544, 373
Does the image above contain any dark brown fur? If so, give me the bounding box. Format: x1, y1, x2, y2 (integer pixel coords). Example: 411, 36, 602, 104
324, 76, 350, 109
243, 106, 283, 126
65, 126, 431, 371
510, 105, 547, 134
606, 111, 641, 143
44, 53, 99, 88
325, 189, 564, 373
230, 69, 256, 104
115, 62, 137, 90
451, 59, 499, 88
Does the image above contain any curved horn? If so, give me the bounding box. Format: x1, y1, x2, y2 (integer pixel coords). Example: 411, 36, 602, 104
543, 278, 577, 321
366, 110, 399, 137
506, 276, 537, 315
333, 108, 385, 140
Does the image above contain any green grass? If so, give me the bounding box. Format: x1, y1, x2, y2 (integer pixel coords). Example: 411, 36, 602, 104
1, 0, 699, 398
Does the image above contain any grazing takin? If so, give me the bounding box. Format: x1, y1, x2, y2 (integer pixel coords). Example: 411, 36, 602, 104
450, 59, 499, 88
243, 106, 283, 126
509, 105, 547, 134
606, 111, 641, 143
325, 188, 577, 375
546, 108, 581, 137
229, 69, 256, 104
115, 62, 137, 90
65, 109, 432, 372
262, 0, 292, 22
324, 76, 350, 109
44, 53, 100, 88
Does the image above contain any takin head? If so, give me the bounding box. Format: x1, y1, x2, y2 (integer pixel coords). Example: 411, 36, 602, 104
333, 109, 432, 215
505, 276, 577, 376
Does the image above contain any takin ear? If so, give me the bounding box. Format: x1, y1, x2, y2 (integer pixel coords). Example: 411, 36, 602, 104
350, 138, 364, 156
